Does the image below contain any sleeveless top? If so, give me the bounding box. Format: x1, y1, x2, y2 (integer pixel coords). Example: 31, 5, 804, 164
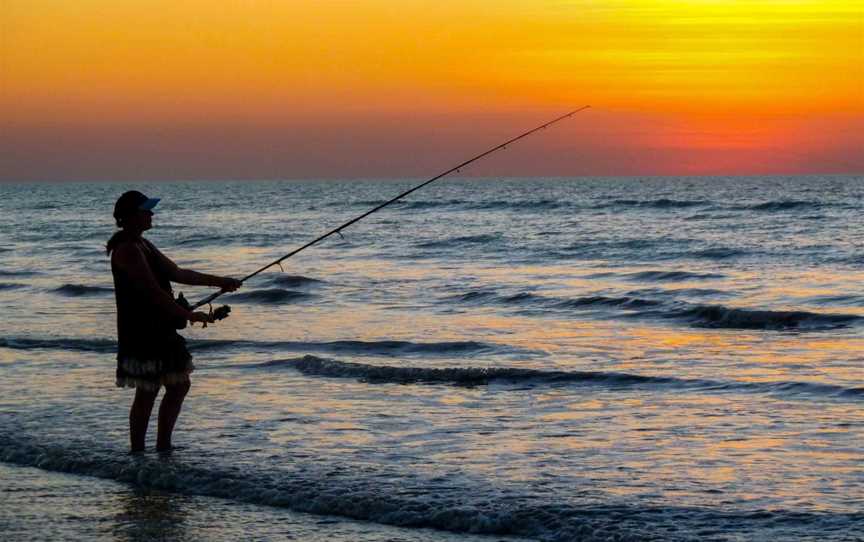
111, 236, 190, 364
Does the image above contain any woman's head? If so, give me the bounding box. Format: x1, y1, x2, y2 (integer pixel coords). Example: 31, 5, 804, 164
113, 190, 160, 231
107, 191, 160, 255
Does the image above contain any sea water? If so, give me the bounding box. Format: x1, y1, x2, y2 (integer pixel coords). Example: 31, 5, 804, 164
0, 176, 862, 541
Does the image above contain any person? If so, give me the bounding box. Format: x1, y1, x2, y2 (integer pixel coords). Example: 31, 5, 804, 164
106, 190, 242, 452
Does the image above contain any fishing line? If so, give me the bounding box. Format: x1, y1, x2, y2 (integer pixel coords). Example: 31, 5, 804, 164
192, 106, 590, 311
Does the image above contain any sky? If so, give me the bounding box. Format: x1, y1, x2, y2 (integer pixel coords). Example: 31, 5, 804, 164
1, 0, 862, 181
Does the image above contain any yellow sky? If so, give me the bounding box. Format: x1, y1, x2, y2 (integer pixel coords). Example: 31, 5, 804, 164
1, 0, 862, 179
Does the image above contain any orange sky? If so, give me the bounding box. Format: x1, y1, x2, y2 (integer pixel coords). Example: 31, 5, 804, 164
1, 0, 862, 180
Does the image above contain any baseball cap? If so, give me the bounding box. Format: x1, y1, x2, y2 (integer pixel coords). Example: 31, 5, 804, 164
113, 190, 160, 221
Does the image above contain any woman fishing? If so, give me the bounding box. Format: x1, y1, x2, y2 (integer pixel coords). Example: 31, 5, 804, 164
99, 111, 582, 453
107, 190, 242, 452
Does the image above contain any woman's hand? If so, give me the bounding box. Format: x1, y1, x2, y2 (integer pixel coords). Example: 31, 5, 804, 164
215, 277, 242, 292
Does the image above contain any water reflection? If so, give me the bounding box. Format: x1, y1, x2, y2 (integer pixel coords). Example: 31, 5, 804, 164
113, 488, 189, 542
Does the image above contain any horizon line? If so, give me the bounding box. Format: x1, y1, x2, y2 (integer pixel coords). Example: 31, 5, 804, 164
2, 172, 863, 185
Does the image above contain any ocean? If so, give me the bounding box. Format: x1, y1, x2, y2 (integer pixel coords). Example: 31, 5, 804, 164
0, 176, 862, 541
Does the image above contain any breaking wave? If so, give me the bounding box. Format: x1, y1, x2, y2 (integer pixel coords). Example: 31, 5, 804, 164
226, 288, 314, 304
52, 284, 113, 296
670, 305, 862, 330
256, 355, 864, 401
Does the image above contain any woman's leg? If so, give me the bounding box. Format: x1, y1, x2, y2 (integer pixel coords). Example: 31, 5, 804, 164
156, 379, 191, 451
130, 386, 159, 452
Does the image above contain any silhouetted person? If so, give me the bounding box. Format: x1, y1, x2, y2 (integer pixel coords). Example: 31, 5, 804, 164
107, 191, 241, 452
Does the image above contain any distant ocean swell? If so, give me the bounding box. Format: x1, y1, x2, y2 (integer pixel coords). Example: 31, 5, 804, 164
0, 269, 40, 277
335, 198, 846, 213
538, 242, 751, 263
172, 231, 305, 248
339, 199, 575, 211
606, 198, 708, 209
41, 290, 852, 333
0, 282, 26, 291
29, 279, 864, 330
2, 434, 859, 542
45, 274, 324, 300
617, 270, 725, 282
416, 234, 504, 249
448, 290, 861, 330
0, 336, 538, 358
255, 355, 864, 402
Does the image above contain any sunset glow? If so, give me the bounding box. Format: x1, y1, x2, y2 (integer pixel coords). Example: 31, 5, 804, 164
2, 0, 862, 180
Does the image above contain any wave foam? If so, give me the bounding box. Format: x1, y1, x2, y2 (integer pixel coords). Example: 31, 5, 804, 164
0, 434, 711, 542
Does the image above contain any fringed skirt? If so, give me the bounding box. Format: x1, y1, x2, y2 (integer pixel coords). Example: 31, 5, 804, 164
116, 338, 194, 391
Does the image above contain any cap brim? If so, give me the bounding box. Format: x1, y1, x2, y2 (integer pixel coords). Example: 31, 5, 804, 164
138, 198, 160, 211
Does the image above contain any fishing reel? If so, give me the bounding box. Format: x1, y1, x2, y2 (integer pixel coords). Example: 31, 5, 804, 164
176, 292, 231, 328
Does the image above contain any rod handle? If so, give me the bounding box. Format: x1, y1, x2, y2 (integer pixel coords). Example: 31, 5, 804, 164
192, 290, 223, 310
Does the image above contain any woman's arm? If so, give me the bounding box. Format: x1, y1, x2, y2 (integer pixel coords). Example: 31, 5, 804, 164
148, 242, 241, 291
114, 243, 216, 324
173, 268, 242, 291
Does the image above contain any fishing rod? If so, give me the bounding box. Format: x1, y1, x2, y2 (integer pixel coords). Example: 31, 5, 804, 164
191, 106, 591, 311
